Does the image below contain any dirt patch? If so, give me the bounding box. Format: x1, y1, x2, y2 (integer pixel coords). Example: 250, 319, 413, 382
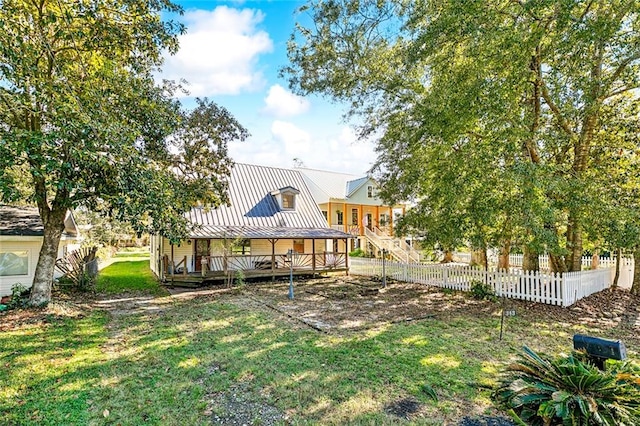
242, 276, 499, 333
230, 276, 640, 349
384, 397, 423, 420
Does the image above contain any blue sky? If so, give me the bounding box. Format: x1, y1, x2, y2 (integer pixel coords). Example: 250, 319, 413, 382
158, 0, 377, 175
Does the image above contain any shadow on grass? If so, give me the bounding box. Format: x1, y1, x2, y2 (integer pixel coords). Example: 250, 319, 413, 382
5, 283, 611, 425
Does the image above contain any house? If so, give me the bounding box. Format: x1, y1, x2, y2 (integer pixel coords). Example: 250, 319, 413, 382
0, 205, 82, 296
296, 168, 421, 262
149, 163, 353, 284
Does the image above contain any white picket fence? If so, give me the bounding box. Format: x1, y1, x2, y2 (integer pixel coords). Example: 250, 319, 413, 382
450, 253, 634, 289
349, 257, 613, 307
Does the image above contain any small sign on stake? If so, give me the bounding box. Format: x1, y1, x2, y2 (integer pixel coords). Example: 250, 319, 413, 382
504, 309, 517, 317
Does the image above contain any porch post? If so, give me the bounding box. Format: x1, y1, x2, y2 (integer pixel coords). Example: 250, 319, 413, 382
343, 202, 347, 233
359, 204, 363, 236
327, 202, 332, 227
170, 243, 174, 283
344, 238, 349, 276
312, 239, 316, 276
269, 238, 277, 282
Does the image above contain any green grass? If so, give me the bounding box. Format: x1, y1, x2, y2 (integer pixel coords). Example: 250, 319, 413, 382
1, 294, 596, 425
0, 312, 110, 425
114, 251, 149, 258
3, 260, 635, 425
96, 259, 166, 295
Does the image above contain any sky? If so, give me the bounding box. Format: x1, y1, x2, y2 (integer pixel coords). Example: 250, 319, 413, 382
157, 0, 377, 175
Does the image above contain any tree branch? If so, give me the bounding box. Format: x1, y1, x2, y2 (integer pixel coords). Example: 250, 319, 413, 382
540, 81, 575, 137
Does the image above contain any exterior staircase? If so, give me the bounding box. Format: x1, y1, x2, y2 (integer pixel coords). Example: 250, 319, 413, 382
363, 227, 421, 263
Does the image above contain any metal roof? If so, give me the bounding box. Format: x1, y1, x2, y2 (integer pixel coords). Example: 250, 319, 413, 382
186, 164, 352, 239
189, 225, 352, 239
296, 168, 361, 200
0, 205, 79, 237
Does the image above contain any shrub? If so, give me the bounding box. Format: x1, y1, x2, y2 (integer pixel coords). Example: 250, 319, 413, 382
470, 280, 496, 301
493, 346, 640, 426
6, 283, 30, 309
348, 248, 366, 257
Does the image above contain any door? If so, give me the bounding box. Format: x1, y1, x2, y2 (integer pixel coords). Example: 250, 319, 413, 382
293, 239, 304, 254
366, 213, 373, 230
194, 239, 210, 272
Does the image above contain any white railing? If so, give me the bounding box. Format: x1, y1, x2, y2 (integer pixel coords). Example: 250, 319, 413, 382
450, 253, 634, 288
349, 257, 614, 307
205, 252, 347, 273
363, 227, 422, 263
364, 228, 410, 262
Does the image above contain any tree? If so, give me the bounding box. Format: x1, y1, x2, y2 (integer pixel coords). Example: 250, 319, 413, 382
284, 0, 640, 272
0, 0, 248, 305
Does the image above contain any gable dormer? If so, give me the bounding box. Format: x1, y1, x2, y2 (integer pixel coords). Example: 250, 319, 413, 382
270, 186, 300, 211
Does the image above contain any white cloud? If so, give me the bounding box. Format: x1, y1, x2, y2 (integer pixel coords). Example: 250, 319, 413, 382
262, 84, 310, 117
270, 120, 312, 158
160, 7, 273, 96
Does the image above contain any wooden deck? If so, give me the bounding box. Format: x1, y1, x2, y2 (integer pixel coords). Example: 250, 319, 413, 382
163, 253, 349, 287
164, 266, 348, 286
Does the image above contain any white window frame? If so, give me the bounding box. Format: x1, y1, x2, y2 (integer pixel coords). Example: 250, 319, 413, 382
0, 249, 30, 277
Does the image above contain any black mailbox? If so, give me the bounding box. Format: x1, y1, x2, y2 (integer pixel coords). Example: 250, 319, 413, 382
573, 334, 627, 361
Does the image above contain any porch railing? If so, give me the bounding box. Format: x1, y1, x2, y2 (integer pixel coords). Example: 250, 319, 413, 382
202, 252, 347, 273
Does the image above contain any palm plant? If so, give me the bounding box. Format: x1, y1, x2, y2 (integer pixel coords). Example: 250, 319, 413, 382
493, 346, 640, 425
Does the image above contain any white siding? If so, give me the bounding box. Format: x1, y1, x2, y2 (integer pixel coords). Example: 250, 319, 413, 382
0, 239, 42, 297
160, 238, 193, 272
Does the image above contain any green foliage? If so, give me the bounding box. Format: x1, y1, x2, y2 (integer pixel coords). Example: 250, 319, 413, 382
234, 269, 246, 288
493, 346, 640, 425
470, 280, 496, 301
0, 0, 247, 303
6, 283, 30, 309
348, 247, 366, 257
285, 0, 640, 273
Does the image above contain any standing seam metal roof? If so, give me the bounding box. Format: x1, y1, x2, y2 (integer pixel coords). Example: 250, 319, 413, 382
186, 164, 351, 239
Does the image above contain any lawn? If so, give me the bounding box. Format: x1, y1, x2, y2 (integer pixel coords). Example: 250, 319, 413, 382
1, 261, 638, 425
95, 257, 167, 295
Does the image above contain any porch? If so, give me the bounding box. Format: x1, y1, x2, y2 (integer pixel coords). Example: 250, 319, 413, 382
163, 252, 349, 286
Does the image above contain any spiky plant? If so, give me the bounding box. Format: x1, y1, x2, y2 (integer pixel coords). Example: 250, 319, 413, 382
493, 346, 640, 425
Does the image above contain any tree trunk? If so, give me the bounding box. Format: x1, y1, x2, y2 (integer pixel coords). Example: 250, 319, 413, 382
632, 248, 640, 296
522, 246, 539, 272
29, 206, 66, 306
612, 248, 621, 288
590, 250, 600, 270
549, 253, 566, 274
566, 212, 583, 272
442, 250, 453, 263
471, 248, 487, 269
498, 240, 510, 271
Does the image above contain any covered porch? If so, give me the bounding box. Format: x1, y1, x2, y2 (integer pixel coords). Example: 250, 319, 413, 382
160, 225, 352, 286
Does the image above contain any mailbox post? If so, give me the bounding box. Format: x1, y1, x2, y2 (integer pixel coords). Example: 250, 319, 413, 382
287, 249, 294, 300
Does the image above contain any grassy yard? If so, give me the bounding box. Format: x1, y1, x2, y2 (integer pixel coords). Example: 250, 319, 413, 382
1, 261, 638, 425
95, 257, 167, 296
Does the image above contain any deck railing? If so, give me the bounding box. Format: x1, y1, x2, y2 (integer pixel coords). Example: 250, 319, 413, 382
202, 252, 347, 273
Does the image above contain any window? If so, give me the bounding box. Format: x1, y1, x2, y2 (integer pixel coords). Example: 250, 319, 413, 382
322, 210, 328, 220
367, 185, 373, 198
337, 211, 343, 225
282, 193, 295, 210
0, 250, 29, 276
231, 239, 251, 255
351, 208, 358, 225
